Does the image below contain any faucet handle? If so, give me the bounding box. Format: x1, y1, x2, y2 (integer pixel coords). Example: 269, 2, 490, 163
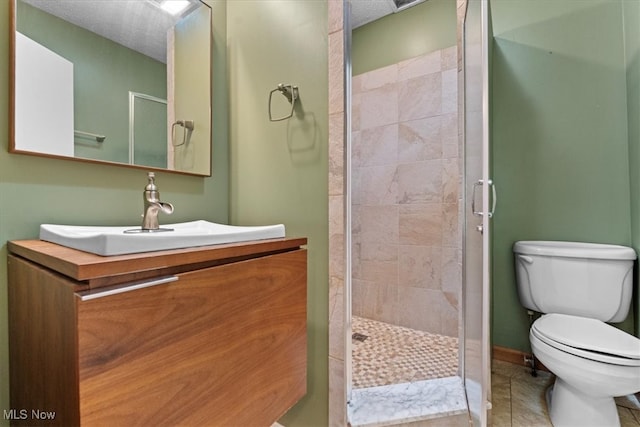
145, 172, 157, 191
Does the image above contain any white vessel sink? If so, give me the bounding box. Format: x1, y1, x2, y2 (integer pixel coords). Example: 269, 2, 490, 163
40, 220, 286, 256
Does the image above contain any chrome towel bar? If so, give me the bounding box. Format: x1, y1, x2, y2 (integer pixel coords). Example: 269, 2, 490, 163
74, 130, 105, 143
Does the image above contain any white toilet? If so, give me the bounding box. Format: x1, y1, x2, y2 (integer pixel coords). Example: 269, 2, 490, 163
513, 241, 640, 427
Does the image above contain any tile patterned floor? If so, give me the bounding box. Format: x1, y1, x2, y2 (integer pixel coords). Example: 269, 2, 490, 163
491, 359, 640, 426
352, 316, 459, 389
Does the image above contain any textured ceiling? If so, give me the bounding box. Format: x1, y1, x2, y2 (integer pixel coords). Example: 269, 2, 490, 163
21, 0, 188, 63
21, 0, 423, 61
350, 0, 427, 28
350, 0, 396, 28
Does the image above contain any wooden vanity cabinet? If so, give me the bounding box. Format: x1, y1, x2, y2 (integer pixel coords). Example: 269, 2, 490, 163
8, 238, 308, 427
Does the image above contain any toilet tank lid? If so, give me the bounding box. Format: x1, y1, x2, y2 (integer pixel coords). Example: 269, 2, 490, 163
513, 241, 636, 260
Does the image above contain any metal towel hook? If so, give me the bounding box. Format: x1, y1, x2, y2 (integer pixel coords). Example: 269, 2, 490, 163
269, 83, 299, 122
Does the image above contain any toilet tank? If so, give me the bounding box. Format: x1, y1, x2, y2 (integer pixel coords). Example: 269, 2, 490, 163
513, 241, 636, 322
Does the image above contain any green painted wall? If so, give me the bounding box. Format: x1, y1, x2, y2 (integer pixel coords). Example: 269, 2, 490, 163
352, 0, 456, 75
0, 1, 229, 422
226, 1, 328, 425
491, 0, 634, 352
625, 0, 640, 336
17, 1, 167, 165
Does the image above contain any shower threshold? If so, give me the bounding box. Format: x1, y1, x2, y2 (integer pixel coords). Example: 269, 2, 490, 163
347, 376, 468, 427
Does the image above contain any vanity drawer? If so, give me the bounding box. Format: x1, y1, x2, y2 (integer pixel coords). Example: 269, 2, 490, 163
77, 249, 307, 426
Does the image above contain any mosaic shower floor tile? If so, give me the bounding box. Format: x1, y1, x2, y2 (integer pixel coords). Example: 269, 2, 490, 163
352, 316, 459, 389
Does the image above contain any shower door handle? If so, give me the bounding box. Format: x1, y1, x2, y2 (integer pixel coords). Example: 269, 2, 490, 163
471, 179, 497, 218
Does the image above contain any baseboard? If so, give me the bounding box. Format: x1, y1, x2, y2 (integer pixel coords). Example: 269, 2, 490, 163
492, 345, 549, 372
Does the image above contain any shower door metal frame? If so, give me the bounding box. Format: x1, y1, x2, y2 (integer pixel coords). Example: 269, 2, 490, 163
344, 0, 354, 406
128, 91, 168, 166
461, 0, 492, 425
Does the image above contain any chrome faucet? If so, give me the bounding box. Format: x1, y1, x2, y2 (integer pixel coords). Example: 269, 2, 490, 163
141, 172, 174, 231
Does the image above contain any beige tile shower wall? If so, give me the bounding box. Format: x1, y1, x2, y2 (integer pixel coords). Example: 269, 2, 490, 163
327, 1, 346, 426
351, 47, 460, 337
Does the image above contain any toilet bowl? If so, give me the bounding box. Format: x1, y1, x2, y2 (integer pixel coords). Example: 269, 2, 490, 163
530, 314, 640, 427
513, 241, 640, 427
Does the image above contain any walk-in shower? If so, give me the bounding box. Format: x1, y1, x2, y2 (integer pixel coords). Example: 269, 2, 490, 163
341, 0, 492, 425
347, 39, 467, 427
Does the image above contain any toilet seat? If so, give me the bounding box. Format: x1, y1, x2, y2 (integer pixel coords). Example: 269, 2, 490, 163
531, 313, 640, 367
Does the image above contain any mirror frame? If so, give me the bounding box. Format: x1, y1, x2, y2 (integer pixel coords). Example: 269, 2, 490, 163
8, 0, 213, 177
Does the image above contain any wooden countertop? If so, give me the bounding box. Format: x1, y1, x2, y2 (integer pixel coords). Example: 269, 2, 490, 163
8, 237, 307, 289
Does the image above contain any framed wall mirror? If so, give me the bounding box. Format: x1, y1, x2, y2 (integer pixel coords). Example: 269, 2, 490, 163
9, 0, 212, 176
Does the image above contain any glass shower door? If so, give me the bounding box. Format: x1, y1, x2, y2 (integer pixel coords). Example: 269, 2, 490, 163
462, 0, 492, 425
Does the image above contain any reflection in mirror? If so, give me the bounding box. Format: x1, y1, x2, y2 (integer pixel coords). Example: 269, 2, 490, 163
10, 0, 212, 176
130, 92, 168, 168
